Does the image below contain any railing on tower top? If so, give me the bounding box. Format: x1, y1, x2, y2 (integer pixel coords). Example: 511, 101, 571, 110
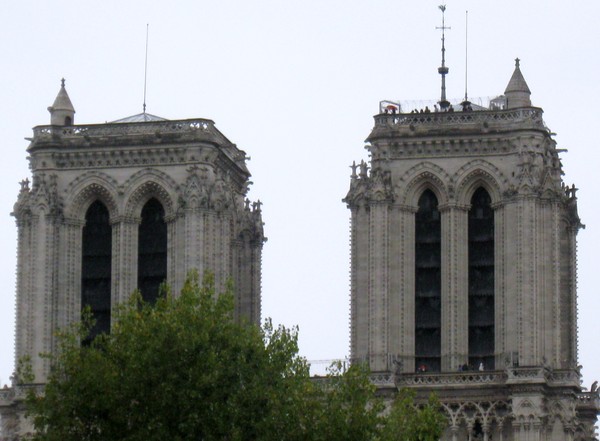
373, 108, 545, 129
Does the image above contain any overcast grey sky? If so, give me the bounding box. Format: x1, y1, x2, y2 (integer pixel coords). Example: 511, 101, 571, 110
1, 1, 599, 387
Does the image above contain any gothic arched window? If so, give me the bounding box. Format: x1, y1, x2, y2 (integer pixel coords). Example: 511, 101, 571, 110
415, 189, 441, 372
138, 198, 167, 304
81, 200, 112, 340
468, 187, 495, 369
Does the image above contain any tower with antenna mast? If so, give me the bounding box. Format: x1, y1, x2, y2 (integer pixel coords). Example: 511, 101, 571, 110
346, 6, 598, 440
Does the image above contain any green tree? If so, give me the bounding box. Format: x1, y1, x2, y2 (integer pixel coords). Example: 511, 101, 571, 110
311, 362, 382, 441
378, 389, 446, 441
22, 272, 445, 440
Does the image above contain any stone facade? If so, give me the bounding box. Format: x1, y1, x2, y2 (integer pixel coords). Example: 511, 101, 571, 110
1, 82, 265, 439
345, 61, 599, 440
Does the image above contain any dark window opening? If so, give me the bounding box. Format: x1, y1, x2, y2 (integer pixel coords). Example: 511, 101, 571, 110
138, 198, 167, 304
81, 200, 112, 342
468, 187, 495, 369
415, 190, 441, 372
64, 116, 72, 126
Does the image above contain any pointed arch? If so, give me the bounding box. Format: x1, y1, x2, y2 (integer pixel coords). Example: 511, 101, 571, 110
123, 169, 178, 220
454, 160, 507, 206
398, 162, 450, 208
65, 172, 120, 221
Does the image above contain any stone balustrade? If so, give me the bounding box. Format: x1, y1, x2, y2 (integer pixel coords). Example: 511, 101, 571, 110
372, 108, 546, 133
32, 118, 215, 140
396, 371, 507, 387
394, 367, 581, 389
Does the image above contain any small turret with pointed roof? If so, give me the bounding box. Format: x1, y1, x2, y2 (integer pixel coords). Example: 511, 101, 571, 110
504, 58, 532, 109
48, 78, 75, 126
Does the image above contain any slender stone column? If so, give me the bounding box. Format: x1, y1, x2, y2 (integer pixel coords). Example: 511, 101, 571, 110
165, 213, 178, 293
250, 243, 262, 324
567, 224, 579, 366
182, 209, 207, 277
55, 219, 84, 339
112, 217, 139, 303
493, 202, 506, 368
502, 200, 520, 366
439, 203, 469, 371
171, 213, 189, 294
212, 212, 233, 292
231, 231, 262, 323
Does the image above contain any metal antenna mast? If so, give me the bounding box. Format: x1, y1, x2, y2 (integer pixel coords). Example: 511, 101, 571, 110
143, 24, 149, 114
464, 10, 469, 102
436, 5, 451, 110
460, 10, 472, 111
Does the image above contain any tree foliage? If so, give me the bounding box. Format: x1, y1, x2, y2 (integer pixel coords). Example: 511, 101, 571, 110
379, 389, 446, 441
22, 272, 445, 441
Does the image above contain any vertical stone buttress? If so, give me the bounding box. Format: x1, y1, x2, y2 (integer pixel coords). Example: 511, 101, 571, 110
345, 164, 393, 371
12, 175, 62, 382
231, 203, 264, 323
368, 196, 390, 372
345, 162, 371, 364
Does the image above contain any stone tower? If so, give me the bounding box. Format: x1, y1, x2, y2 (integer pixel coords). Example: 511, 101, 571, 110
344, 60, 599, 440
9, 80, 265, 387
